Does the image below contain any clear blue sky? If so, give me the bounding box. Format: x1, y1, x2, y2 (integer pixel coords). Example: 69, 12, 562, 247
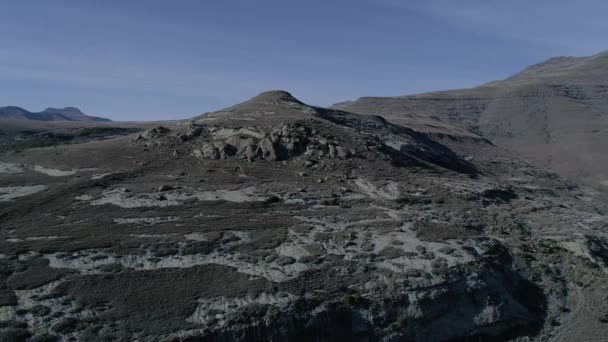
1, 0, 606, 121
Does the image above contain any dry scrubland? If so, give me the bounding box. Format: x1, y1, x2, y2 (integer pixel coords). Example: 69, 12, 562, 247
0, 90, 607, 341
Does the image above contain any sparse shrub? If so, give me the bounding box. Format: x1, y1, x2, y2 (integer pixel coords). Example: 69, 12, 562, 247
345, 294, 364, 306
52, 317, 80, 334
29, 305, 51, 317
30, 333, 59, 342
96, 263, 123, 273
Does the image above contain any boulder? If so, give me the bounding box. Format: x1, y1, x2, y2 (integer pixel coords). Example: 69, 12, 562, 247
225, 136, 259, 159
336, 146, 352, 159
201, 143, 220, 159
257, 138, 278, 161
213, 142, 237, 159
132, 126, 171, 144
187, 123, 205, 138
328, 144, 337, 158
142, 126, 170, 139
192, 149, 203, 159
158, 185, 173, 192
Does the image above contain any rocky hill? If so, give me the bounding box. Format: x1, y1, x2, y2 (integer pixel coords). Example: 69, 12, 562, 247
0, 106, 111, 122
1, 91, 607, 341
333, 51, 608, 193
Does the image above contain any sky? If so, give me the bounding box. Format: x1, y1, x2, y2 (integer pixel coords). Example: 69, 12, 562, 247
0, 0, 606, 121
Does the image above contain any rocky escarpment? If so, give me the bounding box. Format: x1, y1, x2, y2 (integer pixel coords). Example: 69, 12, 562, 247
135, 123, 354, 162
132, 91, 477, 175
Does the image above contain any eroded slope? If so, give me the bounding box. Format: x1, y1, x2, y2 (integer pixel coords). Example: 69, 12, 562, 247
333, 51, 608, 193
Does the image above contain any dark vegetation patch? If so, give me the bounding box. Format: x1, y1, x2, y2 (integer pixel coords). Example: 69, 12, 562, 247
96, 263, 125, 273
0, 179, 296, 255
481, 188, 518, 205
6, 258, 75, 290
0, 126, 142, 152
377, 246, 408, 260
28, 304, 52, 317
52, 317, 81, 334
0, 286, 17, 306
49, 265, 269, 338
395, 195, 434, 205
0, 327, 31, 342
586, 236, 608, 266
29, 334, 59, 342
414, 221, 484, 242
0, 258, 25, 306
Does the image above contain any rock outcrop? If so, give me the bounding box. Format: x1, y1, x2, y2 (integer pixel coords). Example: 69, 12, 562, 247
192, 123, 355, 162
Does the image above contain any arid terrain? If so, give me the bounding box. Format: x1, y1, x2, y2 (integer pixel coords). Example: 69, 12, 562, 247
1, 89, 608, 341
334, 51, 608, 194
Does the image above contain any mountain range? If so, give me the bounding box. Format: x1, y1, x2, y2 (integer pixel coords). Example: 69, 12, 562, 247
334, 51, 608, 192
0, 106, 110, 122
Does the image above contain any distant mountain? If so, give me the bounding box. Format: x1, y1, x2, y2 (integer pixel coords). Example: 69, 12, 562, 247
333, 50, 608, 192
0, 106, 111, 122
